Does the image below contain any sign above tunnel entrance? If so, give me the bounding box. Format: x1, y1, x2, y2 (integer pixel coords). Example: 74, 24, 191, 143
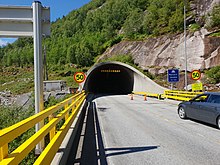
101, 69, 121, 73
167, 69, 179, 83
74, 72, 86, 83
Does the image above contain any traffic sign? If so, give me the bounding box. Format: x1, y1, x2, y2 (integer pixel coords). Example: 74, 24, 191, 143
74, 72, 86, 83
167, 69, 179, 83
191, 70, 201, 80
192, 82, 203, 91
0, 4, 50, 37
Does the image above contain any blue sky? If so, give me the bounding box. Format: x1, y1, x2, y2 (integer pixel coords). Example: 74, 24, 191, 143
0, 0, 91, 46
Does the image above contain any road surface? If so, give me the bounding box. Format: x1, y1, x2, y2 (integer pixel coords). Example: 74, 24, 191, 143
67, 94, 220, 165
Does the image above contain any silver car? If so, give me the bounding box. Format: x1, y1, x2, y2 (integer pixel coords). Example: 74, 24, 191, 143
178, 92, 220, 129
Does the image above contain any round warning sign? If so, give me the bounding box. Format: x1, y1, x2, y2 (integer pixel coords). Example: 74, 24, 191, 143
74, 72, 86, 83
191, 70, 201, 80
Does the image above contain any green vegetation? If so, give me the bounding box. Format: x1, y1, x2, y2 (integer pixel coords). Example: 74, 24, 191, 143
0, 0, 220, 93
209, 31, 220, 37
189, 23, 201, 32
0, 65, 84, 95
0, 106, 35, 164
0, 0, 187, 68
205, 66, 220, 84
0, 92, 73, 164
209, 4, 220, 28
100, 54, 134, 64
0, 67, 34, 95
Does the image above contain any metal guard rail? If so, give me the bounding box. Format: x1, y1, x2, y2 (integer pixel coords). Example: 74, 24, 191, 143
133, 90, 203, 101
163, 90, 203, 101
133, 92, 161, 99
0, 91, 86, 165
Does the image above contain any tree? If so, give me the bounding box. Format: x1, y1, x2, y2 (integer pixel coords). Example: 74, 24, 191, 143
206, 66, 220, 83
67, 45, 77, 64
123, 9, 144, 39
210, 5, 220, 28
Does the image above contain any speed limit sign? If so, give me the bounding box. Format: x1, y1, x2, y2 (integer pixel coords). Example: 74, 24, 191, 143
74, 72, 86, 83
191, 70, 201, 80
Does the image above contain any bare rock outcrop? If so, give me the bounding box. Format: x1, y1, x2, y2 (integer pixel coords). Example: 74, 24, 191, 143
100, 29, 220, 74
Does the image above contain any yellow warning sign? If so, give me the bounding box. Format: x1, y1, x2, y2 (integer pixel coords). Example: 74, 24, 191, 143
192, 82, 203, 91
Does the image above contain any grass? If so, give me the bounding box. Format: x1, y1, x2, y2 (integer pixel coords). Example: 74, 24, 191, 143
0, 65, 86, 95
0, 67, 34, 95
209, 31, 220, 37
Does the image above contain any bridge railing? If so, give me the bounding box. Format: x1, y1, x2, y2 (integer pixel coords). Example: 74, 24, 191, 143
0, 91, 86, 165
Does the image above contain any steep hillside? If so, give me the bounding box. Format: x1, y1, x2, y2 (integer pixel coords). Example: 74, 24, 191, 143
99, 0, 220, 74
100, 29, 220, 74
0, 0, 219, 72
0, 0, 187, 67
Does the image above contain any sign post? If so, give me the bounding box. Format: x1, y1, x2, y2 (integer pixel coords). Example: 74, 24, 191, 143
167, 69, 179, 90
33, 1, 44, 154
0, 1, 50, 154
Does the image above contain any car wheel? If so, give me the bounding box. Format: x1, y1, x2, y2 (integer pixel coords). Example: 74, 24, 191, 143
217, 116, 220, 129
178, 106, 187, 119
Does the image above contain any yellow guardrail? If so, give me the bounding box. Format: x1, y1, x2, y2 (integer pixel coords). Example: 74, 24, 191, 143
0, 91, 86, 165
133, 90, 203, 101
133, 91, 162, 99
163, 90, 203, 101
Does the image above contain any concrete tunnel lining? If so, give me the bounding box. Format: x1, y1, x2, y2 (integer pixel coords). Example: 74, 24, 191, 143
82, 62, 166, 94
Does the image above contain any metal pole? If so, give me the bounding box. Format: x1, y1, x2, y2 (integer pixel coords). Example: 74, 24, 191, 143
33, 1, 44, 154
171, 83, 173, 90
184, 0, 188, 90
43, 45, 48, 80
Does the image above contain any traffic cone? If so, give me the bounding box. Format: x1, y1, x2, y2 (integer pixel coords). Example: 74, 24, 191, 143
131, 94, 133, 100
144, 94, 147, 101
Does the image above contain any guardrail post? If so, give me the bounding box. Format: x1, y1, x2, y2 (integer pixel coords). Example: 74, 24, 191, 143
0, 144, 8, 161
158, 94, 161, 100
72, 99, 76, 112
65, 104, 69, 121
49, 114, 56, 141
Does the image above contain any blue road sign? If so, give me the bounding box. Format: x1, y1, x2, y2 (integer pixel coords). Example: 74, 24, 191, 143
168, 69, 179, 83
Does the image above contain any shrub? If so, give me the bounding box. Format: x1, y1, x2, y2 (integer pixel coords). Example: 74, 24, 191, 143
210, 5, 220, 28
189, 23, 201, 32
205, 66, 220, 83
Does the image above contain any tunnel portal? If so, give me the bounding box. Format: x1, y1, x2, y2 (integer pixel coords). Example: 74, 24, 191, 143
84, 64, 134, 94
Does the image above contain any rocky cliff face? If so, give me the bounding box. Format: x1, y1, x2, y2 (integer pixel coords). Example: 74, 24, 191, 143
194, 0, 220, 16
100, 0, 220, 74
100, 28, 220, 74
193, 0, 220, 25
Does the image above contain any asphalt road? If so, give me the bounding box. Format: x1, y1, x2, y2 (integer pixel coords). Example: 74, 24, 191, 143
68, 94, 220, 165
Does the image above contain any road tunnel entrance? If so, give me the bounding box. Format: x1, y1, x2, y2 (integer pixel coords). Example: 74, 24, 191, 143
84, 64, 134, 94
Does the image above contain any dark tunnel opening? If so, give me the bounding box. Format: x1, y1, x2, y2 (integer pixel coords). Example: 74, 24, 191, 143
84, 64, 134, 94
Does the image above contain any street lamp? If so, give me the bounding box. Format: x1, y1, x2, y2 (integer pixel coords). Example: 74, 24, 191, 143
184, 0, 188, 90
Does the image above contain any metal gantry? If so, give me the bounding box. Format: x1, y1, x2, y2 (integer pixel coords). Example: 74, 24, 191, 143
0, 1, 50, 153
